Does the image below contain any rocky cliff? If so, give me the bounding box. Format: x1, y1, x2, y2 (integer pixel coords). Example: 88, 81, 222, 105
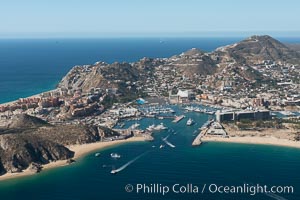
0, 134, 74, 174
0, 114, 119, 175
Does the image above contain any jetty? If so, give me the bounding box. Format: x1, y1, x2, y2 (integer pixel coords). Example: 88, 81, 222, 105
192, 128, 207, 146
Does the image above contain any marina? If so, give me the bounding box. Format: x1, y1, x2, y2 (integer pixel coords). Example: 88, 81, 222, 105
0, 105, 299, 200
184, 105, 216, 115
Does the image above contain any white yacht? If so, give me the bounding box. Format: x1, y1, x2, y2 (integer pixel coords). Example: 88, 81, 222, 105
130, 123, 140, 129
146, 124, 156, 131
154, 123, 168, 130
186, 118, 194, 126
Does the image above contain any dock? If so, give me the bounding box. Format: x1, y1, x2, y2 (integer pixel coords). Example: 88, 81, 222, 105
172, 115, 185, 123
192, 128, 207, 146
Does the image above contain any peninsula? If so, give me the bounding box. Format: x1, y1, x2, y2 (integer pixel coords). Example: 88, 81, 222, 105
1, 35, 300, 179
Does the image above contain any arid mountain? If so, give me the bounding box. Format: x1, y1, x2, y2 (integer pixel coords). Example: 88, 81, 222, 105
0, 134, 73, 174
215, 35, 300, 65
0, 114, 119, 175
58, 35, 300, 94
287, 44, 300, 54
165, 48, 217, 76
8, 114, 49, 129
58, 61, 157, 93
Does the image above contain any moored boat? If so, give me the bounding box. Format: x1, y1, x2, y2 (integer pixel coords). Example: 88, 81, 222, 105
146, 124, 156, 131
153, 123, 168, 130
130, 123, 140, 129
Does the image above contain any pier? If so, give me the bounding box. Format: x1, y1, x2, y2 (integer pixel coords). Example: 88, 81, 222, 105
172, 115, 185, 123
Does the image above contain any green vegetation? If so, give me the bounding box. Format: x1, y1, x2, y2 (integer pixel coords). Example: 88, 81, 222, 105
282, 118, 300, 124
282, 118, 300, 131
236, 119, 283, 130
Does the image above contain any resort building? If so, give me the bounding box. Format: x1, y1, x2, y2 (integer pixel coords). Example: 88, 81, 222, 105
216, 110, 271, 122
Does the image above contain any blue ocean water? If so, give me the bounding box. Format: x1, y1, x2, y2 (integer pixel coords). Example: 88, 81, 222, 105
1, 37, 299, 103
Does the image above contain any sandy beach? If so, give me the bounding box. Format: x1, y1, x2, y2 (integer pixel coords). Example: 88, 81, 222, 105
198, 122, 300, 148
0, 136, 148, 181
202, 136, 300, 149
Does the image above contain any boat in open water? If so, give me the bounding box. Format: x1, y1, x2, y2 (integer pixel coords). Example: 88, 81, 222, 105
186, 118, 194, 126
95, 153, 101, 157
110, 153, 121, 159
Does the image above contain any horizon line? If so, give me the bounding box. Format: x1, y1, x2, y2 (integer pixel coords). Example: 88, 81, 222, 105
0, 31, 300, 39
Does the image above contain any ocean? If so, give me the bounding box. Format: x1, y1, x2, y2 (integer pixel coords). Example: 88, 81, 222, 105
0, 37, 300, 200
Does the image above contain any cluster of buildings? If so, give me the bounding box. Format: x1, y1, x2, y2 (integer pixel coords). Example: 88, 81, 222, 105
215, 110, 271, 123
1, 46, 299, 129
0, 96, 60, 113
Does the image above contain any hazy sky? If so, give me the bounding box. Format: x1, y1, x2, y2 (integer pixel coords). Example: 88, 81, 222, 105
0, 0, 299, 38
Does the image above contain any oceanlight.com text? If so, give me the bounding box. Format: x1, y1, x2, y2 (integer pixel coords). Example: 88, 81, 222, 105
124, 183, 294, 196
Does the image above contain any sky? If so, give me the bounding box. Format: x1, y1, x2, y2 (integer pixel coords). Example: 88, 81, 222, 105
0, 0, 299, 38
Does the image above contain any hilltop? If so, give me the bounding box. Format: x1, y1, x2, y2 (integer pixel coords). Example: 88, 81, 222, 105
57, 35, 300, 97
215, 35, 300, 65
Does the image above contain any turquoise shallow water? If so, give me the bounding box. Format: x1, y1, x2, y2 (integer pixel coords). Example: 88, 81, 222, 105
0, 108, 299, 200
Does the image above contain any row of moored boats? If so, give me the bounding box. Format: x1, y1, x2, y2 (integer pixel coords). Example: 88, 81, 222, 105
184, 106, 215, 115
146, 123, 168, 131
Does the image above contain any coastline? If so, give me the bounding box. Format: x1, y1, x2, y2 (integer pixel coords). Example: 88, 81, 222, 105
202, 136, 300, 149
0, 136, 148, 182
0, 89, 61, 106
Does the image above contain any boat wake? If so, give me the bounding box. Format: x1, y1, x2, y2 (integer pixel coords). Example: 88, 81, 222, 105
111, 151, 149, 174
162, 134, 176, 148
264, 192, 288, 200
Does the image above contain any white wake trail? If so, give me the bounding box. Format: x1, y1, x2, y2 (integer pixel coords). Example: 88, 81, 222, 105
265, 193, 288, 200
162, 134, 176, 148
111, 151, 149, 174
